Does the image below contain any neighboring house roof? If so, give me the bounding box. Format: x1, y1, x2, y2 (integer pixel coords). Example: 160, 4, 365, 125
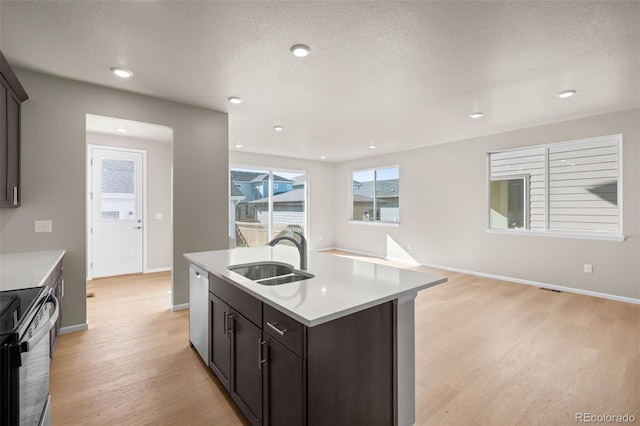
250, 188, 305, 204
250, 173, 270, 183
230, 182, 245, 198
352, 193, 373, 202
353, 179, 399, 198
102, 159, 134, 193
231, 170, 293, 184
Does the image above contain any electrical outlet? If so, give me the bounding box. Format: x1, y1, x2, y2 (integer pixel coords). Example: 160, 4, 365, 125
34, 220, 52, 233
408, 242, 412, 250
584, 264, 593, 274
155, 213, 163, 220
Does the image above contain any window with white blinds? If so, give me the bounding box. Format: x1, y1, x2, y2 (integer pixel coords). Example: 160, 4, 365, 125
488, 135, 622, 238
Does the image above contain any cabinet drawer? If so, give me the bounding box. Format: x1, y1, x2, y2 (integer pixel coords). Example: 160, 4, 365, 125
263, 303, 305, 358
209, 274, 262, 327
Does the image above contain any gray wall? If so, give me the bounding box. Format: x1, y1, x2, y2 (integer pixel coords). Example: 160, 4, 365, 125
333, 108, 640, 300
0, 70, 228, 327
230, 151, 335, 250
86, 131, 172, 271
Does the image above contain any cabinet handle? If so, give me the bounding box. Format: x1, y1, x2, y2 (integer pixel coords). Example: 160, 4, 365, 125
266, 321, 287, 336
258, 339, 268, 370
13, 186, 18, 205
227, 313, 235, 334
223, 311, 228, 335
195, 271, 201, 279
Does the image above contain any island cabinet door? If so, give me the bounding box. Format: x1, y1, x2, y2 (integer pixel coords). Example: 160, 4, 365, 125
262, 336, 305, 426
229, 311, 263, 426
209, 293, 231, 390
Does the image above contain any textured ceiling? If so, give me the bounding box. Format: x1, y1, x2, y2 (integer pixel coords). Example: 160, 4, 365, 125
1, 1, 639, 162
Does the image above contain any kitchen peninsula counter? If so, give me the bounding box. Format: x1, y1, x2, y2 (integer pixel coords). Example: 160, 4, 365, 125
185, 246, 446, 426
184, 246, 446, 327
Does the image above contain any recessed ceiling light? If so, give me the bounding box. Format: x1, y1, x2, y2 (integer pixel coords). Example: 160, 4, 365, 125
110, 67, 134, 78
235, 144, 243, 148
320, 154, 327, 160
470, 112, 484, 119
369, 143, 377, 149
290, 44, 311, 58
557, 90, 577, 98
228, 97, 243, 104
117, 128, 127, 133
274, 126, 284, 132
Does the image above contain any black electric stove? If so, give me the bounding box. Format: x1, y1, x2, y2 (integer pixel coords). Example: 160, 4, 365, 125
1, 286, 56, 426
0, 287, 46, 344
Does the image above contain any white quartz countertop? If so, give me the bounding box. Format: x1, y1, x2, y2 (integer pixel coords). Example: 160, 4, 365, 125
0, 250, 65, 292
184, 246, 447, 327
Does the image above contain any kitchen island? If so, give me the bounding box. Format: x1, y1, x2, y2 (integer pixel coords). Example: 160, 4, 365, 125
185, 246, 446, 426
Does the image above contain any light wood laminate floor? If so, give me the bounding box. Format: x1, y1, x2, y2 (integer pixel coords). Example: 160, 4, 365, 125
51, 255, 639, 425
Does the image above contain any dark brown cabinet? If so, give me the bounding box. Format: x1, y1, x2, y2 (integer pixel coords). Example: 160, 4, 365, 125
209, 293, 231, 389
262, 336, 304, 426
0, 50, 28, 208
229, 312, 262, 425
209, 275, 264, 425
207, 272, 395, 426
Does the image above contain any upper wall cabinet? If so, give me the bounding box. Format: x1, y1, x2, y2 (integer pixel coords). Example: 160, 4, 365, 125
0, 50, 28, 208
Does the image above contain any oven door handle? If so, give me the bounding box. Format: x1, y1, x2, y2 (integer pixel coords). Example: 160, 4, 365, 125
19, 294, 59, 354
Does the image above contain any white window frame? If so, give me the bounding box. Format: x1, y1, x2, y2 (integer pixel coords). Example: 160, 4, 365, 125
348, 165, 400, 226
229, 165, 308, 244
486, 134, 624, 241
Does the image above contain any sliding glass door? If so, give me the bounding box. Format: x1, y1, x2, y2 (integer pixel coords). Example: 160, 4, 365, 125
229, 167, 306, 248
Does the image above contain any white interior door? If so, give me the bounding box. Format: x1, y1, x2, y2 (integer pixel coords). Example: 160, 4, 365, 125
90, 147, 144, 278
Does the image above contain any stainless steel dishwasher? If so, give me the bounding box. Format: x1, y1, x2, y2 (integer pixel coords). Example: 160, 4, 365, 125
189, 263, 208, 364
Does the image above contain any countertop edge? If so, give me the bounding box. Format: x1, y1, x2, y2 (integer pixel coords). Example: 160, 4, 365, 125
37, 250, 66, 287
184, 253, 447, 327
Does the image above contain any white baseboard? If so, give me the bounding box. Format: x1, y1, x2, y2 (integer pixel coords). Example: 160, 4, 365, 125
421, 262, 640, 305
172, 303, 189, 311
328, 247, 640, 306
60, 323, 89, 335
145, 267, 172, 273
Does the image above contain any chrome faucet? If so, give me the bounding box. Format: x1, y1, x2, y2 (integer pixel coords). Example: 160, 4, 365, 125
267, 231, 307, 270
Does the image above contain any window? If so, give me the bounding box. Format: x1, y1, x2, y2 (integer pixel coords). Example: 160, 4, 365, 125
490, 176, 528, 229
229, 167, 306, 248
100, 158, 136, 221
488, 135, 622, 239
351, 166, 399, 223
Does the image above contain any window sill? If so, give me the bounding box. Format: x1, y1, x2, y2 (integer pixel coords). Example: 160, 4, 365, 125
485, 228, 626, 242
348, 220, 400, 228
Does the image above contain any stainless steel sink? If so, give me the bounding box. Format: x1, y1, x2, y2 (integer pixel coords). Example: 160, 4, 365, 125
257, 270, 314, 286
227, 261, 314, 285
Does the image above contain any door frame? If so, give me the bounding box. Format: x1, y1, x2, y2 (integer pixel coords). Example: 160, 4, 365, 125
86, 144, 148, 280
